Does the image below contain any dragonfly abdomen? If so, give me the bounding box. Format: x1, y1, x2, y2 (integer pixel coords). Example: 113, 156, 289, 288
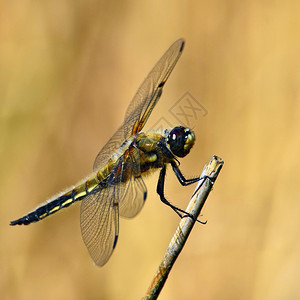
10, 189, 82, 225
10, 165, 111, 226
10, 173, 105, 226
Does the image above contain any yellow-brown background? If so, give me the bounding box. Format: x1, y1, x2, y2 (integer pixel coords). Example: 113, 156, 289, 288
1, 1, 300, 299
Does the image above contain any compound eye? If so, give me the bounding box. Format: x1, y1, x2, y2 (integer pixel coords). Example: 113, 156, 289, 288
167, 126, 195, 157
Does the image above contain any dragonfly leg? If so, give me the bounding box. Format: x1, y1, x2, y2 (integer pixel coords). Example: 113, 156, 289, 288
157, 165, 206, 224
171, 160, 215, 187
171, 160, 201, 186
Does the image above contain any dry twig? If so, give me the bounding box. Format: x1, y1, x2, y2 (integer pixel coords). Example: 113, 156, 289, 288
142, 155, 224, 299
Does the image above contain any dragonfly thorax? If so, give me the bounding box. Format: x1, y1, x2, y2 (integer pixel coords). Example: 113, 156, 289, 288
166, 126, 195, 158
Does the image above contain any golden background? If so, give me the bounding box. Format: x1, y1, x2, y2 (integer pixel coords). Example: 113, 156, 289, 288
1, 1, 300, 299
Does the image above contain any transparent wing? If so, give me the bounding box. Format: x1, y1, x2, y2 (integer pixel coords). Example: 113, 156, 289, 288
93, 39, 185, 170
81, 145, 146, 265
93, 124, 125, 171
119, 174, 147, 218
124, 38, 185, 136
80, 183, 120, 266
118, 146, 147, 218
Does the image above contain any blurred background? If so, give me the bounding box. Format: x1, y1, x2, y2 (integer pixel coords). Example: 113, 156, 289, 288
1, 1, 300, 299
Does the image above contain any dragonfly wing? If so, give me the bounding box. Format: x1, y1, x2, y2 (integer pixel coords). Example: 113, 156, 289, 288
124, 39, 185, 136
93, 39, 184, 171
118, 146, 147, 218
93, 124, 125, 171
80, 178, 120, 266
82, 146, 146, 265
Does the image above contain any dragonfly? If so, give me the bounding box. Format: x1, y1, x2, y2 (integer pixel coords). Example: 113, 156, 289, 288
10, 39, 202, 266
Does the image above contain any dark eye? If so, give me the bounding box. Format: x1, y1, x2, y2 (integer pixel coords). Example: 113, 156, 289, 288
167, 126, 195, 157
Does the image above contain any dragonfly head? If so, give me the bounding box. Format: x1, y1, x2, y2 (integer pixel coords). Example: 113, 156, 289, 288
166, 126, 195, 158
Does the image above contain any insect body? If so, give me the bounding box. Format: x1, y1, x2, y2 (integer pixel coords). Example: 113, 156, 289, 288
11, 39, 200, 266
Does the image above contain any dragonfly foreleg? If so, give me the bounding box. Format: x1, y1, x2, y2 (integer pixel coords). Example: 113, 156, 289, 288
157, 165, 206, 224
171, 160, 201, 186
